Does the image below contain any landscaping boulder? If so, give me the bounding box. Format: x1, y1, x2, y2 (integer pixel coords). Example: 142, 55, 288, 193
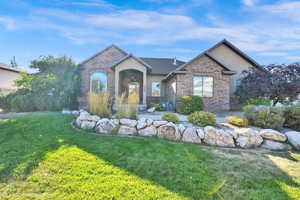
118, 125, 137, 135
236, 128, 263, 148
95, 118, 116, 134
120, 119, 137, 127
177, 124, 186, 134
111, 119, 120, 126
139, 126, 157, 137
196, 128, 205, 139
261, 140, 292, 151
203, 126, 235, 147
71, 110, 80, 116
147, 107, 155, 113
62, 109, 71, 114
137, 118, 147, 129
284, 131, 300, 150
157, 122, 181, 141
259, 129, 287, 142
182, 127, 201, 143
81, 121, 96, 130
146, 119, 153, 126
153, 120, 168, 127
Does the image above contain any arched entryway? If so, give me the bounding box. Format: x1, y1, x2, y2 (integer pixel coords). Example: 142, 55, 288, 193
119, 69, 143, 103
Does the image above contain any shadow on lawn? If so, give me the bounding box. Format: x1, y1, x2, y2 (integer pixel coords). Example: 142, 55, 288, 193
0, 113, 299, 199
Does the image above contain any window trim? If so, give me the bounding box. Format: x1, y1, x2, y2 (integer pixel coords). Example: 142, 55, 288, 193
151, 81, 161, 97
193, 76, 214, 98
90, 72, 108, 93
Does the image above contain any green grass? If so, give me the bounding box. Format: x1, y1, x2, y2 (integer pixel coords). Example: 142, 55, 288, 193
0, 113, 299, 200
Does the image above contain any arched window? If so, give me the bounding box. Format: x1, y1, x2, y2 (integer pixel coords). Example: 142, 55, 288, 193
90, 72, 107, 93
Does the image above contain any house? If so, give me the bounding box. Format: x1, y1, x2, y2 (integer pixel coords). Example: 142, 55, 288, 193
78, 39, 260, 111
0, 63, 23, 94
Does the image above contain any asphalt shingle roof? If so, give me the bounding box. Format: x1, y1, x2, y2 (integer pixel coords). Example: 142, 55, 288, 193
139, 57, 185, 75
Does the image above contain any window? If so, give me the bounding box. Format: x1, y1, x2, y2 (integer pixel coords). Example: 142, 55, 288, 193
193, 76, 213, 97
152, 82, 160, 96
90, 72, 107, 93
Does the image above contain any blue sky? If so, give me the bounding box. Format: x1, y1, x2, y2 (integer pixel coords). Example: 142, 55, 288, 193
1, 0, 300, 72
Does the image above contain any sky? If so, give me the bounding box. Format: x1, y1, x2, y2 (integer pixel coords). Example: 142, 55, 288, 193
1, 0, 300, 72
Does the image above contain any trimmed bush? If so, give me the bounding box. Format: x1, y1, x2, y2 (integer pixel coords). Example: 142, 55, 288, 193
243, 105, 284, 130
226, 116, 248, 127
246, 97, 272, 106
178, 96, 204, 115
188, 111, 216, 127
283, 104, 300, 131
149, 103, 166, 111
162, 113, 179, 123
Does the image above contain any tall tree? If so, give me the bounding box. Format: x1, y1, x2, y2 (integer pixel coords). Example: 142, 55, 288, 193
235, 63, 300, 105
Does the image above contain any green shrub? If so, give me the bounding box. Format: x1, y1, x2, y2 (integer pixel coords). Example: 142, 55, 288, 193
246, 97, 272, 106
188, 111, 216, 127
282, 104, 300, 131
226, 116, 248, 127
149, 103, 166, 111
162, 113, 179, 123
10, 93, 36, 112
88, 92, 112, 118
178, 96, 204, 115
243, 105, 284, 130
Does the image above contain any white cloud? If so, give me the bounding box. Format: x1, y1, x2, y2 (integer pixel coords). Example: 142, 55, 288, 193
0, 16, 18, 30
257, 52, 288, 56
242, 0, 257, 6
287, 56, 300, 60
262, 1, 300, 22
155, 48, 195, 53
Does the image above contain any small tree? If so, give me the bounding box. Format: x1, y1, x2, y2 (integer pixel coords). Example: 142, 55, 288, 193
235, 63, 300, 105
10, 56, 18, 68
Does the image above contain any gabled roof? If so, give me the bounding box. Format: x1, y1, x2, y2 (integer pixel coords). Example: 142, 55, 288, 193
207, 39, 260, 68
0, 63, 25, 73
110, 54, 152, 70
140, 57, 185, 75
165, 39, 258, 79
81, 44, 127, 65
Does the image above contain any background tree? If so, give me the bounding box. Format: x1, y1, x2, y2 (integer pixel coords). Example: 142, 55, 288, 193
10, 56, 18, 68
235, 63, 300, 105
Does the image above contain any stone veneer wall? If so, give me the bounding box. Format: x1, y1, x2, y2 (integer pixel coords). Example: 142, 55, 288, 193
175, 55, 231, 111
78, 46, 127, 107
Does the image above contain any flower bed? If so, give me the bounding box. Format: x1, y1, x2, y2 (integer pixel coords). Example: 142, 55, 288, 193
71, 110, 300, 151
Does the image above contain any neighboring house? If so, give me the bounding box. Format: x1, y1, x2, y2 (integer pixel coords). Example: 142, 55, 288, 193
0, 63, 23, 94
79, 39, 260, 111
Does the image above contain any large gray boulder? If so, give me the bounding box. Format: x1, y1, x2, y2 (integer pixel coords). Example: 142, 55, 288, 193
137, 118, 147, 129
120, 119, 137, 128
75, 112, 100, 128
146, 119, 153, 126
261, 140, 292, 151
236, 128, 263, 148
157, 122, 181, 141
95, 118, 116, 134
153, 120, 168, 127
118, 125, 137, 135
139, 126, 157, 137
80, 121, 96, 130
259, 129, 287, 142
285, 131, 300, 150
203, 126, 235, 147
177, 124, 186, 134
196, 128, 205, 139
182, 127, 201, 143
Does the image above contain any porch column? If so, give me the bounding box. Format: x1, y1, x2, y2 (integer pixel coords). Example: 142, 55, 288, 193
143, 71, 147, 105
115, 69, 119, 104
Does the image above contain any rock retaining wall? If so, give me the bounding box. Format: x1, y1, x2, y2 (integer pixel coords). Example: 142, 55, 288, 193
72, 110, 300, 151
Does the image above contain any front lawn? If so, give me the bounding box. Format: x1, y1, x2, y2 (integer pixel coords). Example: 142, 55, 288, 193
0, 113, 299, 199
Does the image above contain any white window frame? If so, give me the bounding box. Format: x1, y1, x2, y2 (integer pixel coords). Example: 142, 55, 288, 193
90, 72, 108, 93
151, 81, 161, 97
193, 76, 213, 97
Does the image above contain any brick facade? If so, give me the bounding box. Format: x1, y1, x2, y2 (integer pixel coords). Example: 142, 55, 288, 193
175, 55, 231, 111
78, 45, 126, 107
